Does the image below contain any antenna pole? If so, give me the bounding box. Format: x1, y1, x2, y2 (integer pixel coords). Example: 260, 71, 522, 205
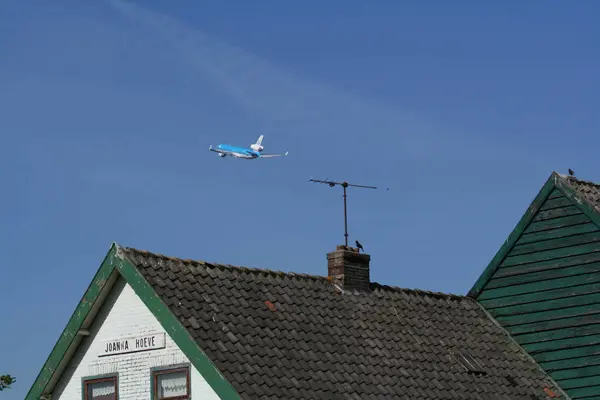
343, 183, 348, 247
309, 179, 377, 247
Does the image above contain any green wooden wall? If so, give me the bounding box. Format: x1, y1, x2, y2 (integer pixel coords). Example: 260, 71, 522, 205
477, 187, 600, 399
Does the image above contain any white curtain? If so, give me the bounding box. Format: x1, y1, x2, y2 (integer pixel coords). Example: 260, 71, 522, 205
157, 371, 188, 397
90, 381, 115, 399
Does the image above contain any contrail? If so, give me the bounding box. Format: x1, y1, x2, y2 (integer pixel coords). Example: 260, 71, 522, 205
107, 0, 325, 122
106, 0, 444, 159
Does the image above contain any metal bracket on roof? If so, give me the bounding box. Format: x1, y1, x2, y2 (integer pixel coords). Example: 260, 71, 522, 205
443, 344, 487, 376
333, 283, 346, 294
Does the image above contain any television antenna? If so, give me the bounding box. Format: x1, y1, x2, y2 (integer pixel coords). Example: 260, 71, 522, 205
309, 178, 377, 247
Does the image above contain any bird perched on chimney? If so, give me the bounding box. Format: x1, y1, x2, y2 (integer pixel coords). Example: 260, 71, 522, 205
355, 240, 364, 253
568, 168, 575, 176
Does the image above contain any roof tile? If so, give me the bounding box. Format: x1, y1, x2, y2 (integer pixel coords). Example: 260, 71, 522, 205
122, 247, 564, 399
560, 173, 600, 209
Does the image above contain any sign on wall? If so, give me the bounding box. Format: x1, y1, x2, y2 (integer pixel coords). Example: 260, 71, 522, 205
99, 332, 166, 357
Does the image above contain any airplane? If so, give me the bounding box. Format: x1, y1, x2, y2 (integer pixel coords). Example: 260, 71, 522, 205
209, 135, 288, 160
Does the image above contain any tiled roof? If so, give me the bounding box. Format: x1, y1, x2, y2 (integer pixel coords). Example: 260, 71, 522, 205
121, 247, 565, 400
559, 173, 600, 210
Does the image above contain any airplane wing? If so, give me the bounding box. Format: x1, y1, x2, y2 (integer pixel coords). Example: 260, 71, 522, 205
259, 151, 289, 158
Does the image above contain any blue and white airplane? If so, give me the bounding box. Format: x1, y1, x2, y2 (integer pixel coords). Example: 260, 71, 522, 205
209, 135, 288, 160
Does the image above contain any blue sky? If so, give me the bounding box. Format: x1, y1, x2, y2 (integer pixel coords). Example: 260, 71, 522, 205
2, 0, 600, 398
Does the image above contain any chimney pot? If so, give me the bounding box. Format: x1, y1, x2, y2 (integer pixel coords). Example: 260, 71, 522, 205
327, 246, 371, 291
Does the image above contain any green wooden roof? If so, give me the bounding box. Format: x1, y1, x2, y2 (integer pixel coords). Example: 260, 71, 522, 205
469, 171, 600, 399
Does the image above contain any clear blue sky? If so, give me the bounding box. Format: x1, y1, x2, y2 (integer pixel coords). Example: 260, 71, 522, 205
2, 0, 599, 398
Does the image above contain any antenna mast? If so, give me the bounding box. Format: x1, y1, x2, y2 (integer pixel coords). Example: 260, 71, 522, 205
309, 178, 377, 247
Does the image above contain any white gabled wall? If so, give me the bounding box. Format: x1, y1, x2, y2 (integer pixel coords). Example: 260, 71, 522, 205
52, 276, 221, 399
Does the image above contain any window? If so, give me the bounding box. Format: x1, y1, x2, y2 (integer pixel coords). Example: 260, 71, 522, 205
152, 366, 190, 400
83, 375, 118, 400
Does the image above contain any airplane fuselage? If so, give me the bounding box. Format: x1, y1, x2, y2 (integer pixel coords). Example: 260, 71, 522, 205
215, 144, 260, 159
209, 135, 287, 159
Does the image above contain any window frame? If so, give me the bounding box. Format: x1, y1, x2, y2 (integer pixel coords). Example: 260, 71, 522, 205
81, 373, 119, 400
151, 364, 191, 400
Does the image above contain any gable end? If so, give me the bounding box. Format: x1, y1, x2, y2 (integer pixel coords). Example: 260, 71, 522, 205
26, 243, 241, 400
469, 172, 600, 298
25, 244, 121, 400
470, 172, 600, 399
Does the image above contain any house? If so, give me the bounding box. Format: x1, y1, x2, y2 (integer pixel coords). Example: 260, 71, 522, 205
469, 172, 600, 399
26, 171, 600, 400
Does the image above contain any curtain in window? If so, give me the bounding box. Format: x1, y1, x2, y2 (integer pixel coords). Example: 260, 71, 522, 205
88, 380, 115, 400
157, 371, 188, 397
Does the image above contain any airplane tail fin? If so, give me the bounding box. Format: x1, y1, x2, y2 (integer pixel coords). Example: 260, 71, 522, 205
250, 134, 265, 152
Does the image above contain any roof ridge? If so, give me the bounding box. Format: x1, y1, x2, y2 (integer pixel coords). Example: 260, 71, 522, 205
555, 172, 600, 187
123, 246, 330, 281
370, 282, 468, 301
122, 246, 469, 301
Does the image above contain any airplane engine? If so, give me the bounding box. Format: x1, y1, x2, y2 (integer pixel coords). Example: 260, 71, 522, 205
219, 153, 226, 157
250, 143, 263, 152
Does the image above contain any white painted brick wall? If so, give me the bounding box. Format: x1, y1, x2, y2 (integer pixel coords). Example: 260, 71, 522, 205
52, 276, 221, 400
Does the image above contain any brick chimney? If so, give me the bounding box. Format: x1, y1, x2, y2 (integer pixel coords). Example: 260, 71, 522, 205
327, 245, 371, 290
